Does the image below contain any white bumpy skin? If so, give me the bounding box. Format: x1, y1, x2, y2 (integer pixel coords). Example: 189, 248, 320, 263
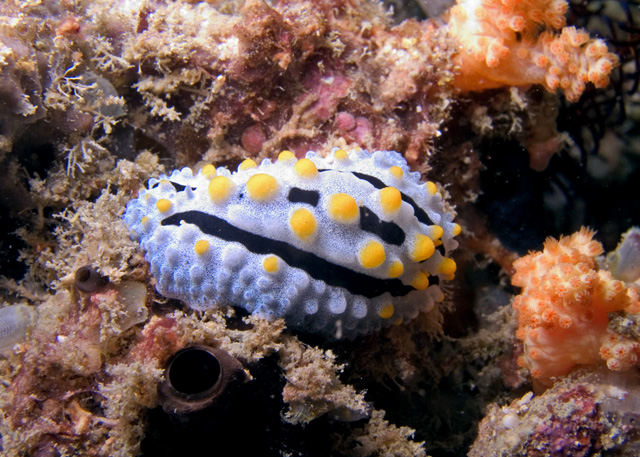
123, 147, 460, 339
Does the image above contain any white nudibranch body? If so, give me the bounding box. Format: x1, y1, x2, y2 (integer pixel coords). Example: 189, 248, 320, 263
0, 304, 37, 352
123, 147, 460, 339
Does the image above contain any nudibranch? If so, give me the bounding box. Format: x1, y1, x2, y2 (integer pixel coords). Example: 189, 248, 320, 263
123, 148, 460, 339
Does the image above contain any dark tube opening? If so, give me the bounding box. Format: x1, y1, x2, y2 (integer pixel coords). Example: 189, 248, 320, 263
74, 265, 108, 293
167, 347, 222, 396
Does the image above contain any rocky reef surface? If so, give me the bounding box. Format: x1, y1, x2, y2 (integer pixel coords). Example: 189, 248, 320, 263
0, 0, 639, 456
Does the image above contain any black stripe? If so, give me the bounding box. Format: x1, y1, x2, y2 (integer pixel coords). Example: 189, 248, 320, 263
359, 206, 405, 245
151, 181, 195, 192
161, 211, 415, 298
319, 169, 435, 226
350, 172, 435, 226
287, 187, 320, 206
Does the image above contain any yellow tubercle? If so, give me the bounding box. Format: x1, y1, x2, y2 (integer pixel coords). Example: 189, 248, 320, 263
294, 158, 318, 178
452, 223, 462, 236
194, 240, 210, 255
246, 173, 279, 201
263, 255, 279, 273
430, 225, 444, 240
359, 240, 386, 269
411, 271, 430, 290
239, 158, 257, 171
438, 258, 457, 276
411, 234, 435, 262
379, 304, 394, 319
334, 149, 349, 160
328, 193, 359, 223
156, 199, 172, 213
278, 150, 296, 162
379, 187, 402, 213
201, 164, 217, 179
209, 176, 235, 204
426, 181, 438, 196
388, 260, 404, 278
289, 208, 317, 241
389, 166, 403, 178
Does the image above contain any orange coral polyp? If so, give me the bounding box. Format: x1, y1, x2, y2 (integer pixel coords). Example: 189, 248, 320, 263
509, 15, 526, 32
541, 308, 557, 324
558, 315, 573, 329
607, 359, 622, 370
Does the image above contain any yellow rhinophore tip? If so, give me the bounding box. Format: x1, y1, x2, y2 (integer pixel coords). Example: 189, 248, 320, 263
263, 255, 280, 273
239, 158, 257, 171
328, 193, 359, 223
359, 240, 386, 269
278, 150, 296, 162
201, 164, 217, 179
289, 208, 317, 241
194, 239, 210, 255
209, 176, 235, 203
294, 158, 318, 178
379, 303, 394, 319
411, 234, 435, 262
156, 199, 172, 213
411, 271, 430, 290
379, 187, 402, 213
246, 173, 279, 201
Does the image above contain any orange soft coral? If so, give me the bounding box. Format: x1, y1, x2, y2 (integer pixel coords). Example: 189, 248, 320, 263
512, 228, 640, 387
446, 0, 619, 101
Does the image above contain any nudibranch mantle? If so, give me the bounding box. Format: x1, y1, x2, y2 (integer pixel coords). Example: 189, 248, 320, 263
123, 148, 459, 339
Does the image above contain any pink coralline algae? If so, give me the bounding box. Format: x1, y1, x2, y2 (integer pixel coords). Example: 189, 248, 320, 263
528, 385, 603, 457
469, 370, 640, 457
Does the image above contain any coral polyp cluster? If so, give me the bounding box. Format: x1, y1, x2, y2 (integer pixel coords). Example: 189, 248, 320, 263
447, 0, 619, 101
512, 228, 640, 386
